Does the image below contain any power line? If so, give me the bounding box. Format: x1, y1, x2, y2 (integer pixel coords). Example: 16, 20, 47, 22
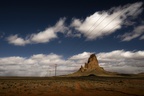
72, 7, 131, 54
70, 13, 106, 54
61, 7, 132, 70
43, 12, 108, 75
71, 14, 110, 54
59, 13, 110, 69
43, 6, 137, 76
85, 13, 106, 35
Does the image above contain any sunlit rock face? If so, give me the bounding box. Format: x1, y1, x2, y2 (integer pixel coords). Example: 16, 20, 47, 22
79, 54, 103, 72
69, 54, 117, 77
68, 54, 119, 77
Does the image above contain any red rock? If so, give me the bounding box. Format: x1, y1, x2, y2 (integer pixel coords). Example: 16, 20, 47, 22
70, 54, 117, 76
79, 54, 101, 72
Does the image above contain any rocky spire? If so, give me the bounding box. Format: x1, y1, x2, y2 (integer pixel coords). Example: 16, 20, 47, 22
70, 54, 118, 76
86, 54, 99, 69
79, 54, 101, 72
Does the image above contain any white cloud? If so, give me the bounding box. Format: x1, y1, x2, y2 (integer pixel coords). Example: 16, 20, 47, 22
68, 52, 93, 65
0, 50, 144, 76
6, 2, 143, 46
6, 18, 67, 46
97, 50, 144, 73
0, 53, 66, 76
0, 56, 25, 64
71, 2, 143, 40
6, 35, 30, 46
118, 25, 144, 41
0, 53, 77, 76
69, 52, 93, 60
97, 50, 144, 60
30, 53, 67, 65
30, 18, 67, 43
70, 18, 82, 27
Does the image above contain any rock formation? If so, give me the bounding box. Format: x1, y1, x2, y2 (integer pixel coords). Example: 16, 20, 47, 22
79, 54, 100, 72
70, 54, 117, 76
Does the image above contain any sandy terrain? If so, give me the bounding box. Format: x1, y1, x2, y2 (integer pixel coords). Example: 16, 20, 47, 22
0, 76, 144, 96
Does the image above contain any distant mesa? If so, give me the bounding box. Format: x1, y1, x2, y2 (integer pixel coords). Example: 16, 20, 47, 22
70, 54, 117, 76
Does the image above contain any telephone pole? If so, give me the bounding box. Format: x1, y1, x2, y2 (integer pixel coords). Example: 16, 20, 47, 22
49, 70, 51, 76
55, 64, 57, 76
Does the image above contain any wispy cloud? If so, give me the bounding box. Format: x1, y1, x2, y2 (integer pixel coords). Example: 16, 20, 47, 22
6, 18, 67, 46
7, 35, 30, 46
118, 25, 144, 41
70, 2, 143, 40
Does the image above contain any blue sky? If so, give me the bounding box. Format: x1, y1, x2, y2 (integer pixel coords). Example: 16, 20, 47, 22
0, 0, 144, 76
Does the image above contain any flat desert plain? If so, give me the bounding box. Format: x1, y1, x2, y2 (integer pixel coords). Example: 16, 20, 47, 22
0, 76, 144, 96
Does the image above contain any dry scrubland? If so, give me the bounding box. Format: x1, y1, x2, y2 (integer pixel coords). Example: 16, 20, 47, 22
0, 76, 144, 96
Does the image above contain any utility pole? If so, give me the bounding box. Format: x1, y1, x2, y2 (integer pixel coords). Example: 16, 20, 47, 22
49, 70, 51, 77
55, 64, 57, 76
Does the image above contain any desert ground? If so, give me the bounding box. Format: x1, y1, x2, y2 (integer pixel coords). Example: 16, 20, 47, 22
0, 76, 144, 96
